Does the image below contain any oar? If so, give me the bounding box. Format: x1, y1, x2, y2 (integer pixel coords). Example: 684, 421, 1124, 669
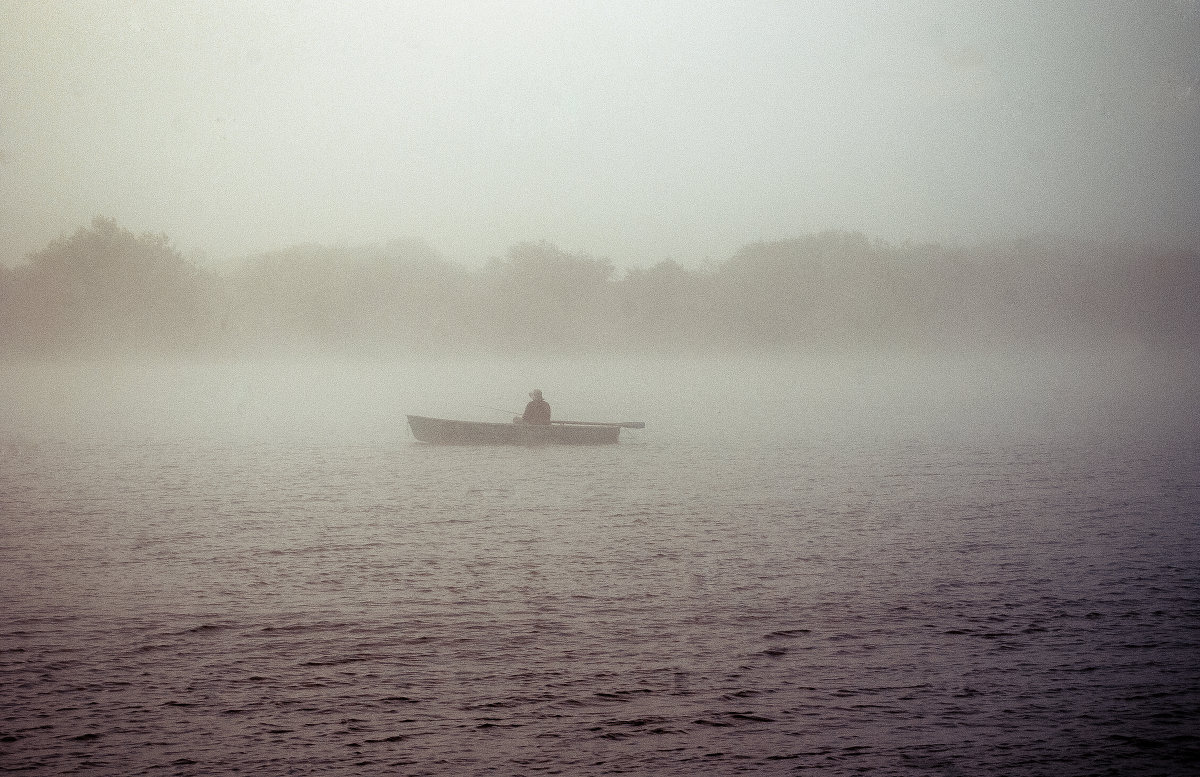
478, 405, 644, 429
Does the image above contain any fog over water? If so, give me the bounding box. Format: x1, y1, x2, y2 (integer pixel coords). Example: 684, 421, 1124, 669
1, 349, 1196, 446
2, 1, 1199, 774
2, 351, 1199, 774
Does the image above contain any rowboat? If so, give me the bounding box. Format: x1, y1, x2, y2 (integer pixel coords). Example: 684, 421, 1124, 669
406, 415, 641, 445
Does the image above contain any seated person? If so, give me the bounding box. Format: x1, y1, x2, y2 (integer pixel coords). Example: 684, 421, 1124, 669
519, 389, 551, 425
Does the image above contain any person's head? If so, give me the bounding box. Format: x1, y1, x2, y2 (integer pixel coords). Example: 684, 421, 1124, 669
530, 389, 543, 400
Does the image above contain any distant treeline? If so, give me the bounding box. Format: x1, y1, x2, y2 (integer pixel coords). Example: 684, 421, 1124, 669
1, 216, 1197, 356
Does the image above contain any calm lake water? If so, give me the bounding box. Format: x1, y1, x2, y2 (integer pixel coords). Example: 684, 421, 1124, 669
2, 351, 1198, 775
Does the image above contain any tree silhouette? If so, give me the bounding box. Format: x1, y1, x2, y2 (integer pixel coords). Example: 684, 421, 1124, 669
1, 219, 1195, 357
0, 217, 210, 353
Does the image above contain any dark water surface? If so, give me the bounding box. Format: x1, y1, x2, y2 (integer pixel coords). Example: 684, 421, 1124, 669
2, 354, 1198, 775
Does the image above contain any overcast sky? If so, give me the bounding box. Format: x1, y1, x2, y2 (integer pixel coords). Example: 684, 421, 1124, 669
2, 0, 1197, 267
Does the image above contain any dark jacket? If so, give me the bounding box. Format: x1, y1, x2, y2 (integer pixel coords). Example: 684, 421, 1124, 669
522, 399, 551, 425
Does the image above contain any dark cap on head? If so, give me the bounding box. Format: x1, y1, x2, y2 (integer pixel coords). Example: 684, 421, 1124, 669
529, 389, 543, 399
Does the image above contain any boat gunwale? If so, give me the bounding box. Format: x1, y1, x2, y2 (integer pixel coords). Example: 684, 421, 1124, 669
406, 415, 621, 445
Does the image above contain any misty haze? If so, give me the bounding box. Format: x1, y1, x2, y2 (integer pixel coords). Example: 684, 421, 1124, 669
2, 2, 1199, 775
